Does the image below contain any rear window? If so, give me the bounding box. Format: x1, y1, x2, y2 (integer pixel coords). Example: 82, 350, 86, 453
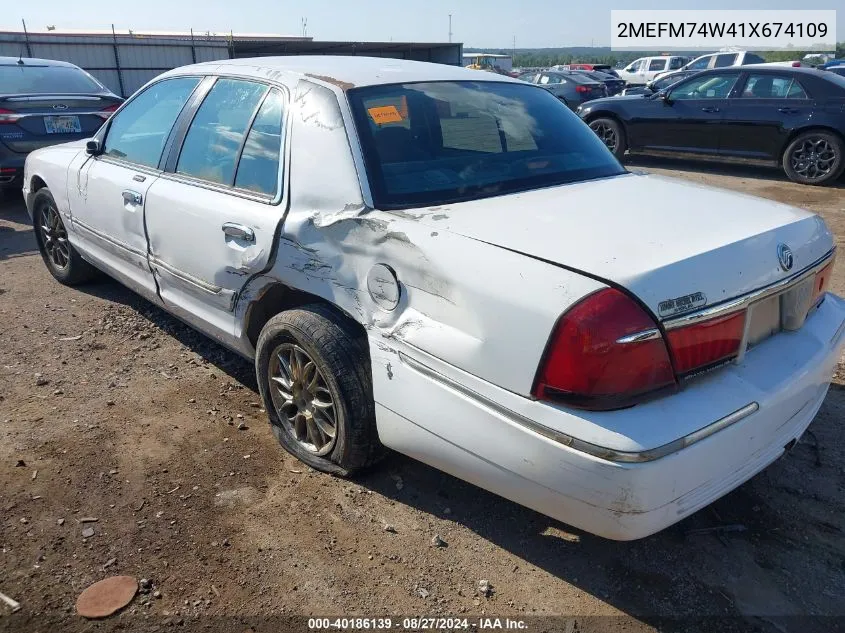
348, 81, 624, 209
0, 64, 104, 94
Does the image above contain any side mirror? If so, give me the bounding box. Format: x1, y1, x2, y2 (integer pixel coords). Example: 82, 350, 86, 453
654, 90, 672, 103
85, 139, 102, 156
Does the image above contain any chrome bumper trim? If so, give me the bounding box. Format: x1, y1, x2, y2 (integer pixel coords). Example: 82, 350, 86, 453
663, 248, 835, 331
398, 350, 759, 464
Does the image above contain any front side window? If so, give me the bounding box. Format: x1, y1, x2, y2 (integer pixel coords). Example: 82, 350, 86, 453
714, 54, 738, 68
177, 79, 268, 186
649, 59, 667, 71
348, 81, 624, 209
104, 77, 200, 168
669, 57, 686, 69
670, 73, 738, 100
687, 55, 712, 70
0, 64, 106, 94
234, 88, 285, 196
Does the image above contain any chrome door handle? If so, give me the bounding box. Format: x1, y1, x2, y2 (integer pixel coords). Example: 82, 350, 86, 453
122, 190, 142, 205
778, 107, 799, 114
700, 106, 720, 113
221, 222, 255, 242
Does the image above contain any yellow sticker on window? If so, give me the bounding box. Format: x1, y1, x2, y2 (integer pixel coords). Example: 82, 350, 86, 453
368, 105, 403, 125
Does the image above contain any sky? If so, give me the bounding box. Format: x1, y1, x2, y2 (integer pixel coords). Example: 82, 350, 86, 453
3, 0, 843, 49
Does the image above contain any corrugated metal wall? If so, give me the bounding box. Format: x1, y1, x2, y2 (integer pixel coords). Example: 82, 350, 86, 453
0, 33, 230, 96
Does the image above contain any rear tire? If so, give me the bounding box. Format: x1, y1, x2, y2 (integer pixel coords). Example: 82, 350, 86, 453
589, 117, 627, 160
32, 188, 98, 285
256, 304, 384, 476
781, 131, 845, 185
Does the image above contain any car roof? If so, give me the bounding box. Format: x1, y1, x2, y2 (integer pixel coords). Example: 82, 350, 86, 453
0, 56, 80, 68
164, 56, 522, 89
695, 65, 831, 78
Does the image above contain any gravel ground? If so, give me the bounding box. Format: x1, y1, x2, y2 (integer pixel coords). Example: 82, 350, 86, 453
1, 160, 844, 633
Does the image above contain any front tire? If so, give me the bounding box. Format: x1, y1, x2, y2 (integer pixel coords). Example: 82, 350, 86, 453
781, 131, 845, 185
32, 188, 98, 285
589, 117, 627, 160
256, 304, 383, 476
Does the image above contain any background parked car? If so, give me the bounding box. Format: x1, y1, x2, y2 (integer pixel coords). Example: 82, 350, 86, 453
517, 70, 605, 109
615, 56, 689, 85
657, 50, 805, 80
617, 69, 702, 96
578, 67, 845, 185
573, 70, 626, 96
824, 66, 845, 78
556, 63, 621, 78
0, 57, 122, 192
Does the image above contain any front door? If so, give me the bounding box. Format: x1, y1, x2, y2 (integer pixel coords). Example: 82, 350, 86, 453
143, 79, 287, 342
66, 76, 201, 297
628, 72, 739, 154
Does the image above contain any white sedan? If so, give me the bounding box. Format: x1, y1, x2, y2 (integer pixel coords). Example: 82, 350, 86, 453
23, 56, 845, 540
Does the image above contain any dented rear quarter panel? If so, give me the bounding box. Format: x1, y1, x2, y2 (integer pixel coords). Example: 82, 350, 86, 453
242, 75, 605, 396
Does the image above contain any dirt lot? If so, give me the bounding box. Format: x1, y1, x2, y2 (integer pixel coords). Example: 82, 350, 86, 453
1, 160, 844, 633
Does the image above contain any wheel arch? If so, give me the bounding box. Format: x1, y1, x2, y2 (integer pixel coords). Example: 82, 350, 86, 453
779, 125, 845, 161
240, 279, 367, 352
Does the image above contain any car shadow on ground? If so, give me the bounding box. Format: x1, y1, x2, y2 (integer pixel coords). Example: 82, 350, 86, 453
625, 155, 845, 189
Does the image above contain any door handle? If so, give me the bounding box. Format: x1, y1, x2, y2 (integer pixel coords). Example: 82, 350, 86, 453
122, 190, 142, 205
221, 222, 255, 242
700, 106, 720, 113
778, 107, 799, 114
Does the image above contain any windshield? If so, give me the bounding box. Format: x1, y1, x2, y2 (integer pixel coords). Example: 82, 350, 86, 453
0, 64, 105, 94
348, 81, 624, 209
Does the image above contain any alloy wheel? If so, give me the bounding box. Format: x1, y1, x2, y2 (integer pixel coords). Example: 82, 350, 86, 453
790, 137, 837, 182
39, 202, 70, 270
590, 121, 618, 153
268, 343, 337, 456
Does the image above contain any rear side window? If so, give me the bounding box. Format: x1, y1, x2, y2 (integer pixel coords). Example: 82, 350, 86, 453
741, 75, 808, 99
234, 88, 285, 196
104, 77, 200, 168
687, 56, 712, 70
744, 53, 767, 65
669, 58, 685, 69
714, 54, 738, 68
648, 59, 667, 71
177, 79, 268, 186
0, 64, 105, 94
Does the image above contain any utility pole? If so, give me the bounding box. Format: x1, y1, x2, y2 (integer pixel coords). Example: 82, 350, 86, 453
448, 14, 452, 43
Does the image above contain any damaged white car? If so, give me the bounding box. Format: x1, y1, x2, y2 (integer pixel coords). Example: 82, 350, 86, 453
23, 57, 845, 540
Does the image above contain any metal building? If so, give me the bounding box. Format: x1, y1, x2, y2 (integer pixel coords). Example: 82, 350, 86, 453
0, 29, 463, 97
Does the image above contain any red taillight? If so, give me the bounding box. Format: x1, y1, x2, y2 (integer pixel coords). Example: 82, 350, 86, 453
665, 312, 745, 375
0, 108, 21, 124
812, 260, 834, 305
575, 85, 590, 93
533, 288, 676, 409
95, 103, 121, 120
791, 61, 801, 67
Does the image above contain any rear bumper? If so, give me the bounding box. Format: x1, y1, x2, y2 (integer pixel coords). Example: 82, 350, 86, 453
371, 293, 845, 540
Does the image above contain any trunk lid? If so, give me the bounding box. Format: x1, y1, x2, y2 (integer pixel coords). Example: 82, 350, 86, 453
0, 94, 119, 153
418, 173, 832, 319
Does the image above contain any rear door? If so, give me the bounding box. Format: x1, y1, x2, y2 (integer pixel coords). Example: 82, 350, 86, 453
143, 77, 287, 341
719, 73, 815, 160
643, 58, 668, 82
66, 76, 202, 297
